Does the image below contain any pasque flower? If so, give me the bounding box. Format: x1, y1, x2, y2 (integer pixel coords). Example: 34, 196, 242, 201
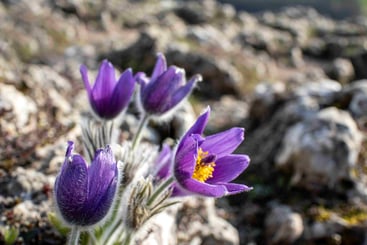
54, 141, 118, 227
174, 107, 252, 197
80, 60, 135, 119
136, 53, 202, 116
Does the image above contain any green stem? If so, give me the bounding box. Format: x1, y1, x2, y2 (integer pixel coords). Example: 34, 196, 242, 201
131, 114, 150, 150
147, 177, 175, 206
87, 230, 98, 245
68, 226, 80, 245
100, 165, 126, 244
123, 231, 133, 245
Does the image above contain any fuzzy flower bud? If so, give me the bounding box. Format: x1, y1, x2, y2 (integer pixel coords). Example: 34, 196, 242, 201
54, 141, 118, 227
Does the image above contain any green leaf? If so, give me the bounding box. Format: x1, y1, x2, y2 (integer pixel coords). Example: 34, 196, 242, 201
2, 226, 19, 245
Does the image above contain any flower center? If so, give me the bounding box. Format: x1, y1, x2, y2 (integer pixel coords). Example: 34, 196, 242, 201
192, 148, 216, 182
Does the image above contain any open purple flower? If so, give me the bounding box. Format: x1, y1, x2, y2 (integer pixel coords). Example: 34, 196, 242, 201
54, 141, 118, 227
80, 60, 135, 119
136, 53, 202, 116
174, 107, 252, 197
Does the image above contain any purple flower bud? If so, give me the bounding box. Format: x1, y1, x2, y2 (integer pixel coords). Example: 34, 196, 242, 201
174, 107, 252, 198
54, 141, 118, 227
136, 53, 202, 116
80, 60, 135, 120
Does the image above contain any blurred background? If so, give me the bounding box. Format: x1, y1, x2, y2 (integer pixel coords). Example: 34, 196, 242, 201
219, 0, 367, 19
1, 0, 367, 244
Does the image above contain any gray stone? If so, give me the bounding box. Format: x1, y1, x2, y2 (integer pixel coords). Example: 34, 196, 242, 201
12, 200, 51, 227
136, 198, 239, 245
0, 83, 37, 131
174, 1, 213, 25
167, 49, 244, 98
326, 58, 355, 84
292, 79, 341, 103
24, 65, 72, 93
349, 89, 367, 119
206, 95, 249, 130
342, 80, 367, 118
265, 205, 304, 244
237, 23, 294, 55
303, 213, 346, 242
6, 167, 53, 198
171, 101, 197, 139
276, 107, 363, 190
176, 198, 239, 245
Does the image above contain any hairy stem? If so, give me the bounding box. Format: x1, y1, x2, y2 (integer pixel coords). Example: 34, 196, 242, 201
131, 114, 150, 150
68, 226, 80, 245
147, 176, 175, 206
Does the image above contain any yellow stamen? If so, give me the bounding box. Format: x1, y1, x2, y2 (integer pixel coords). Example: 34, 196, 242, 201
192, 148, 216, 182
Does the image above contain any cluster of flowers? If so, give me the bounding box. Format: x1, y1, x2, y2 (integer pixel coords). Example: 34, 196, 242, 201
53, 53, 252, 244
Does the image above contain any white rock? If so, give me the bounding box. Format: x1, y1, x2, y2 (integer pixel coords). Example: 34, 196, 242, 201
276, 107, 363, 189
265, 205, 304, 244
0, 83, 37, 130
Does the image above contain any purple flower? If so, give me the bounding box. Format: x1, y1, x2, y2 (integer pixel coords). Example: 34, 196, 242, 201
54, 141, 118, 226
174, 107, 252, 197
136, 53, 202, 116
80, 60, 135, 119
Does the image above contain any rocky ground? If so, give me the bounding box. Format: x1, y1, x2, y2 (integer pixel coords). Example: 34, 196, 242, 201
1, 0, 367, 244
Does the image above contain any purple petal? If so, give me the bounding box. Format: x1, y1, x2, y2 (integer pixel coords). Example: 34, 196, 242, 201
166, 75, 198, 111
171, 183, 191, 197
80, 65, 92, 97
87, 146, 117, 202
151, 53, 167, 82
187, 74, 202, 85
186, 107, 210, 136
174, 136, 198, 181
155, 144, 173, 179
191, 134, 205, 144
135, 72, 149, 88
80, 146, 117, 225
170, 67, 186, 91
168, 67, 186, 89
55, 154, 88, 224
55, 140, 75, 195
108, 68, 135, 117
172, 74, 200, 101
90, 98, 110, 119
177, 107, 210, 153
65, 141, 74, 158
179, 178, 227, 197
156, 68, 188, 113
141, 67, 179, 110
83, 173, 117, 225
221, 182, 253, 195
92, 60, 116, 100
200, 127, 244, 158
206, 154, 250, 183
